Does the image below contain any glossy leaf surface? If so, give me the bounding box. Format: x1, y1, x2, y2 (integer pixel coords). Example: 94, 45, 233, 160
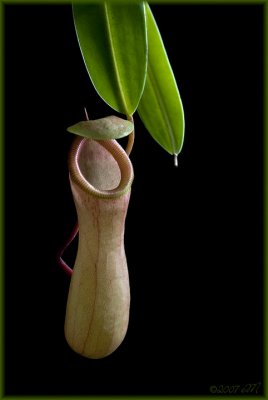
67, 116, 134, 140
138, 3, 185, 155
73, 3, 147, 116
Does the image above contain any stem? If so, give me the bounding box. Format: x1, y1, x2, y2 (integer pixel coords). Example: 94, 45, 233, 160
125, 115, 135, 156
84, 106, 89, 121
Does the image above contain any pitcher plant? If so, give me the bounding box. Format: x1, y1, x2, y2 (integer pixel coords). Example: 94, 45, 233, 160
58, 2, 185, 359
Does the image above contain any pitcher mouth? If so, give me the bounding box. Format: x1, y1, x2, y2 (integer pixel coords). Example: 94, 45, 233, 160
68, 137, 134, 199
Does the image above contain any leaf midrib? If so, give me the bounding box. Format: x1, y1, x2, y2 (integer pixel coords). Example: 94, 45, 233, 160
104, 2, 128, 115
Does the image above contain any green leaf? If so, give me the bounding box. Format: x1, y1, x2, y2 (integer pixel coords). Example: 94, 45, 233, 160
67, 116, 134, 140
138, 3, 185, 156
73, 2, 147, 116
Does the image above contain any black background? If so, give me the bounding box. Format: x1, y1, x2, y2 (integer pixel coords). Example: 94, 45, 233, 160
4, 3, 263, 396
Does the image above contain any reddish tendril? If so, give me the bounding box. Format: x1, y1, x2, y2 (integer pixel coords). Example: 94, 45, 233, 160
57, 108, 134, 276
57, 222, 78, 276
